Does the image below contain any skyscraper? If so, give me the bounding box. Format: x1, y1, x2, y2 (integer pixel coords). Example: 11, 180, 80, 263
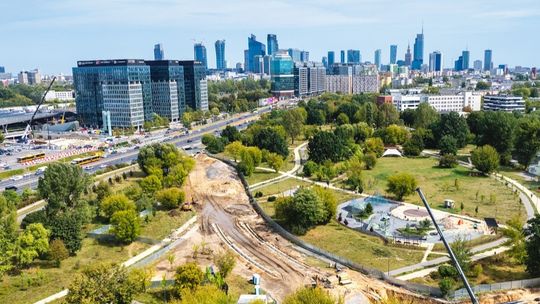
194, 43, 208, 70
404, 44, 412, 66
287, 48, 302, 62
484, 49, 493, 71
267, 34, 278, 56
461, 50, 470, 70
340, 50, 345, 64
0, 66, 5, 73
473, 60, 483, 71
328, 51, 335, 67
178, 60, 208, 111
347, 50, 361, 63
429, 51, 443, 72
374, 49, 381, 68
412, 29, 424, 70
154, 43, 164, 60
245, 34, 266, 73
215, 40, 226, 70
300, 51, 309, 62
270, 50, 294, 98
454, 56, 463, 71
322, 56, 328, 69
146, 60, 184, 121
389, 45, 398, 65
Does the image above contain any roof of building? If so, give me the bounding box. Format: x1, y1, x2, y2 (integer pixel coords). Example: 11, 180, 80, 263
484, 217, 499, 228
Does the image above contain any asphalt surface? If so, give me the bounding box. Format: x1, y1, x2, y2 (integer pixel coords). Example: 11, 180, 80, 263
0, 107, 271, 193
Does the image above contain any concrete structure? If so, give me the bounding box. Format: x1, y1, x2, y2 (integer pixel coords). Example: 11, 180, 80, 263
293, 62, 326, 97
404, 44, 412, 66
154, 43, 164, 60
483, 94, 525, 112
473, 60, 483, 71
18, 69, 41, 85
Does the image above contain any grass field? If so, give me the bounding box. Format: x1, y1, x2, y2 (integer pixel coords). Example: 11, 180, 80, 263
0, 238, 149, 304
362, 157, 524, 224
301, 220, 425, 271
140, 210, 195, 241
253, 178, 311, 196
245, 169, 280, 185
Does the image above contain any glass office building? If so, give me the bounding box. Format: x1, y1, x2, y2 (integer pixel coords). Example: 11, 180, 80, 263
270, 50, 294, 98
179, 60, 208, 112
73, 59, 150, 128
484, 49, 493, 71
412, 32, 424, 70
194, 43, 208, 70
245, 34, 266, 73
154, 43, 164, 60
267, 34, 278, 56
146, 60, 186, 121
215, 40, 226, 70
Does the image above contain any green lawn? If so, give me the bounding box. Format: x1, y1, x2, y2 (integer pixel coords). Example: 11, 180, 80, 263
0, 238, 149, 304
499, 166, 540, 192
140, 210, 195, 241
362, 157, 524, 224
253, 178, 311, 197
301, 220, 425, 271
245, 169, 281, 185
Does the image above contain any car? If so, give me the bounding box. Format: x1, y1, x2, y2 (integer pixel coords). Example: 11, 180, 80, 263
4, 186, 17, 192
187, 139, 193, 143
10, 175, 23, 181
23, 173, 32, 178
99, 164, 107, 169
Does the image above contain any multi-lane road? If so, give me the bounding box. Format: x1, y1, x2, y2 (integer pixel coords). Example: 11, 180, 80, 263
0, 106, 272, 192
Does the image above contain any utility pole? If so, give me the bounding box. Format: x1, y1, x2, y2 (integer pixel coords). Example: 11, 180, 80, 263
416, 188, 478, 304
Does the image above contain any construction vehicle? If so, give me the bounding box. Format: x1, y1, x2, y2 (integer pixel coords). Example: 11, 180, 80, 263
19, 77, 56, 144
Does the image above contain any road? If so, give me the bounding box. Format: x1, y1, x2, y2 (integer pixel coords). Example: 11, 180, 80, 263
1, 107, 271, 193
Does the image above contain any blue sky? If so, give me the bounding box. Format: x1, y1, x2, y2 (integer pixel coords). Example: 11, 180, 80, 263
1, 0, 539, 74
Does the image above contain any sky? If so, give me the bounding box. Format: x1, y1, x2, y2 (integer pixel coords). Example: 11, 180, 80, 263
1, 0, 539, 74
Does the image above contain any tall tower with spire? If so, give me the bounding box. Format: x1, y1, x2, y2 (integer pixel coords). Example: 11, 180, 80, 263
405, 43, 412, 66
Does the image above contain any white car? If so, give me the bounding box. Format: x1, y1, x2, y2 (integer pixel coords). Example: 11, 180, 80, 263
10, 175, 23, 181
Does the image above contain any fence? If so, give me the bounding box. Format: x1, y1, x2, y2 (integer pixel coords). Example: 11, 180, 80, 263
451, 277, 540, 299
209, 154, 443, 298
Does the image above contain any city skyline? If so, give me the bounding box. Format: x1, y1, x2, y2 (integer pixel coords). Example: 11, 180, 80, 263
1, 0, 539, 73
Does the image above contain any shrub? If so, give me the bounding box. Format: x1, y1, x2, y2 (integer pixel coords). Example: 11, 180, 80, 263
100, 194, 136, 220
155, 187, 185, 209
439, 277, 455, 297
439, 154, 458, 168
362, 152, 377, 170
48, 239, 69, 267
267, 196, 276, 202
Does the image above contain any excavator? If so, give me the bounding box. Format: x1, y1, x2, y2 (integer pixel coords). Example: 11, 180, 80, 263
18, 77, 56, 144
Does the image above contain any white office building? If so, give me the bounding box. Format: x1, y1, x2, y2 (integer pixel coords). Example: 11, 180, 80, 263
44, 90, 75, 102
483, 95, 525, 112
392, 91, 481, 112
326, 75, 379, 95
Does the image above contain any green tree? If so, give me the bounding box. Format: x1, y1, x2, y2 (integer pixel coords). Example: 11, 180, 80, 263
476, 111, 516, 163
174, 262, 205, 295
66, 263, 139, 304
439, 154, 458, 168
336, 112, 350, 125
47, 212, 83, 254
513, 116, 540, 166
386, 173, 417, 200
376, 103, 400, 128
110, 210, 141, 244
313, 186, 338, 223
48, 239, 69, 267
94, 181, 112, 202
475, 81, 491, 90
214, 250, 236, 278
283, 287, 337, 304
14, 223, 50, 267
403, 133, 424, 157
413, 102, 439, 129
238, 150, 255, 177
156, 187, 185, 209
438, 135, 458, 155
38, 163, 90, 216
362, 152, 377, 170
163, 164, 191, 188
0, 195, 17, 278
250, 126, 289, 157
451, 236, 472, 274
282, 108, 306, 143
383, 124, 409, 145
220, 125, 241, 142
202, 134, 227, 154
365, 137, 385, 157
502, 216, 527, 264
266, 152, 284, 173
525, 215, 540, 276
174, 285, 234, 304
224, 141, 244, 162
308, 131, 349, 163
471, 145, 499, 174
275, 188, 327, 235
302, 160, 319, 177
100, 194, 136, 220
139, 175, 163, 194
432, 112, 470, 148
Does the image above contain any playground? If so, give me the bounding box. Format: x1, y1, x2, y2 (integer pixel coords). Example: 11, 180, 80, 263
338, 195, 490, 245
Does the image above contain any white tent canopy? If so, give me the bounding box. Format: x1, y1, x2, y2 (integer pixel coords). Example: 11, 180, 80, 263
382, 148, 403, 157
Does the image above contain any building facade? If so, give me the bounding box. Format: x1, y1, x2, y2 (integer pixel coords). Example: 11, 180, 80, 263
270, 50, 294, 98
429, 51, 443, 72
146, 60, 186, 122
392, 91, 481, 112
179, 60, 209, 112
215, 40, 226, 70
374, 49, 381, 69
390, 45, 398, 65
194, 43, 208, 70
484, 50, 493, 71
326, 75, 379, 94
483, 95, 525, 112
154, 43, 164, 60
267, 34, 278, 56
340, 50, 345, 64
293, 62, 326, 97
328, 51, 335, 67
245, 34, 266, 73
412, 31, 424, 70
347, 50, 361, 64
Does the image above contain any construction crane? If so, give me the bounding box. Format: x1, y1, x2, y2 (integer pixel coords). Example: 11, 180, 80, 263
19, 76, 56, 144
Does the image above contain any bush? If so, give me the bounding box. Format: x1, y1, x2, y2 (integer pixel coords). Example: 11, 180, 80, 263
48, 239, 69, 267
386, 172, 417, 200
100, 194, 136, 220
438, 264, 458, 278
155, 187, 185, 209
439, 277, 455, 297
267, 196, 276, 202
438, 135, 458, 155
362, 152, 377, 170
439, 154, 458, 168
174, 262, 204, 296
254, 191, 263, 198
471, 264, 483, 277
471, 145, 500, 174
110, 210, 141, 244
21, 209, 47, 229
302, 160, 319, 177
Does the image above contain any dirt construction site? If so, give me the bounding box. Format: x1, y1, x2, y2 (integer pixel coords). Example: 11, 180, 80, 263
151, 154, 539, 303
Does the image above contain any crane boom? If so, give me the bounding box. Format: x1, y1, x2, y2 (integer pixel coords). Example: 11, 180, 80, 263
20, 77, 56, 143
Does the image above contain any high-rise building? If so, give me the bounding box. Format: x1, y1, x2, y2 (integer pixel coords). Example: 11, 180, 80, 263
473, 60, 482, 71
18, 69, 41, 85
215, 40, 226, 70
154, 43, 164, 60
146, 60, 185, 121
454, 56, 463, 71
294, 62, 326, 97
253, 55, 264, 74
267, 34, 279, 56
194, 43, 208, 70
287, 48, 302, 62
322, 57, 328, 69
412, 29, 424, 70
245, 34, 266, 73
484, 49, 493, 71
178, 60, 208, 112
328, 51, 335, 67
429, 51, 443, 72
461, 50, 470, 70
0, 66, 5, 73
73, 60, 151, 128
374, 49, 382, 69
263, 55, 272, 75
347, 50, 361, 63
340, 50, 345, 64
405, 44, 412, 66
270, 50, 294, 98
390, 45, 398, 64
300, 51, 310, 62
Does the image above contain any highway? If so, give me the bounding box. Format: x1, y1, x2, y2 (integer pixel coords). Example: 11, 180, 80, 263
0, 106, 272, 192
